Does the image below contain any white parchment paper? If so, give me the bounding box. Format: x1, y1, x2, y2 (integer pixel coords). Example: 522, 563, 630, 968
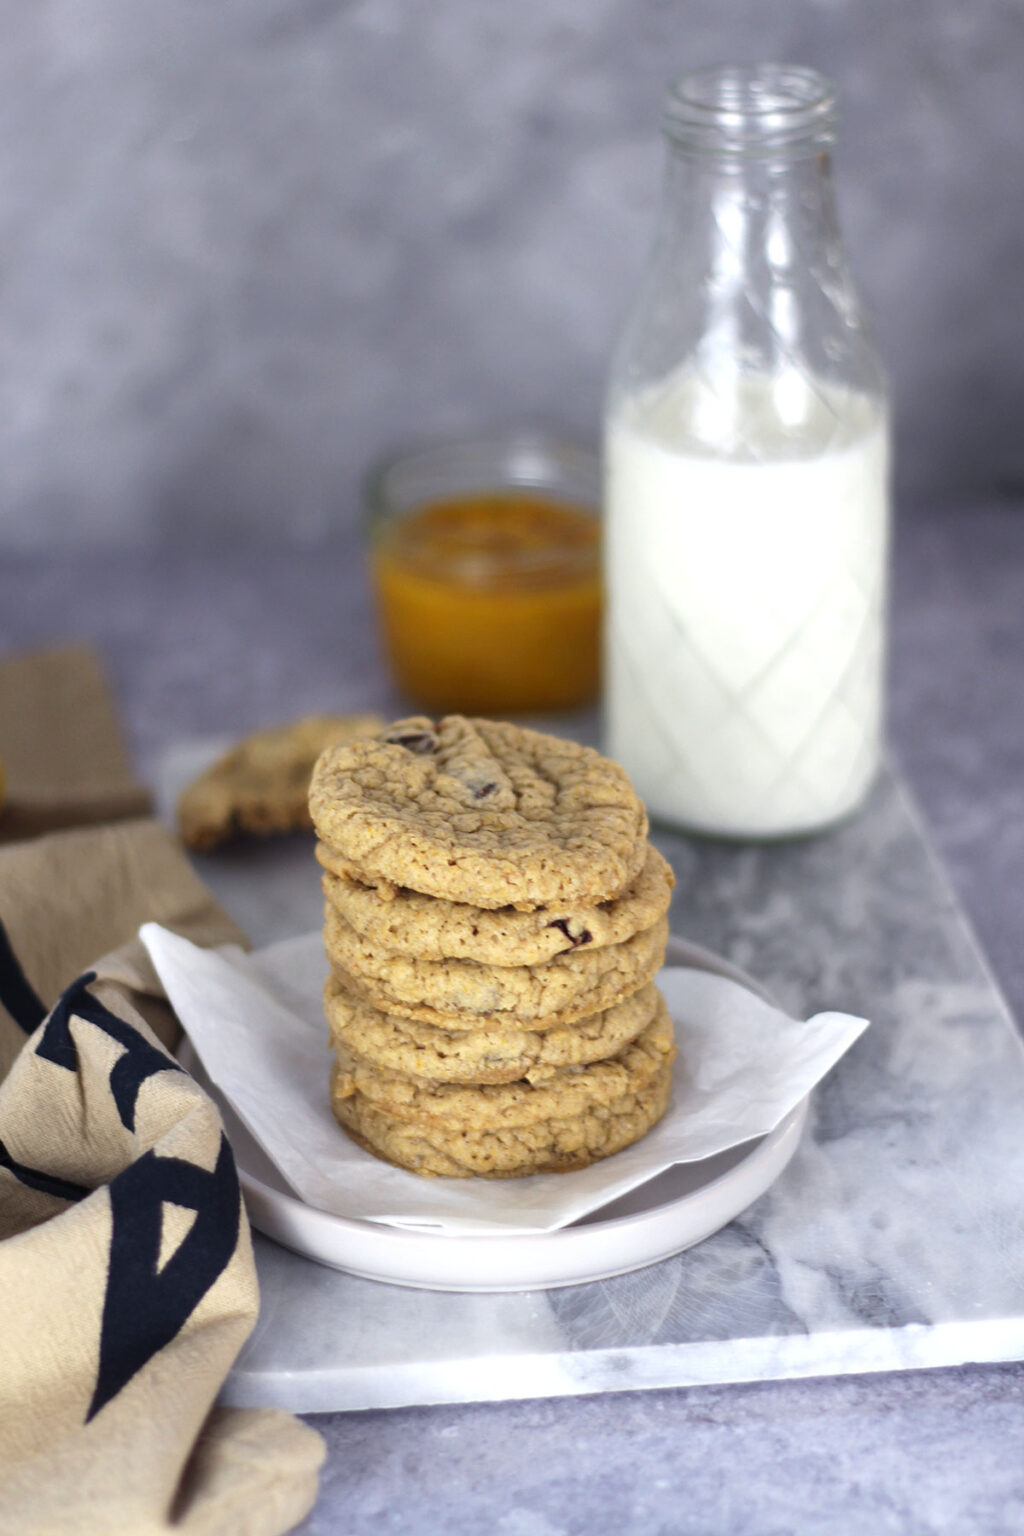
141, 923, 868, 1235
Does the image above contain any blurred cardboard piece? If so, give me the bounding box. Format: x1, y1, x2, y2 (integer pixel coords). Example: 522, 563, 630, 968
0, 643, 151, 843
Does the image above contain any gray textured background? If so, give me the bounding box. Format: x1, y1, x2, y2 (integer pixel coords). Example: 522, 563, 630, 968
0, 0, 1021, 545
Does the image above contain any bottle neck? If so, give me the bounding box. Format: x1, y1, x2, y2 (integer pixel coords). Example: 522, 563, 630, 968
606, 64, 885, 440
649, 140, 872, 398
658, 145, 846, 292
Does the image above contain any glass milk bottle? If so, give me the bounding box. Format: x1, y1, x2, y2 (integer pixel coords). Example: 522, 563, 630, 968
604, 64, 890, 838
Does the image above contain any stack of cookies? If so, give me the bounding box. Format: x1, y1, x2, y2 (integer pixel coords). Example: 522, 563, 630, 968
308, 715, 676, 1179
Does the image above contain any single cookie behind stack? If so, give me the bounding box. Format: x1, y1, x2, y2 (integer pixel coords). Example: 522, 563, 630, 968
178, 712, 383, 851
309, 714, 676, 1179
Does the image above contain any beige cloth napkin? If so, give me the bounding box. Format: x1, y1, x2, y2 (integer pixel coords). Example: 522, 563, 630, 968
0, 644, 153, 843
0, 648, 325, 1534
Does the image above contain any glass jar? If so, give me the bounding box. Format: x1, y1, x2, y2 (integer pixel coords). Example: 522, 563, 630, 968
604, 64, 890, 838
367, 432, 602, 715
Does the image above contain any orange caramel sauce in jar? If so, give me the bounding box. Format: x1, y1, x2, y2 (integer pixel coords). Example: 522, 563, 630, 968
371, 488, 602, 715
367, 434, 602, 715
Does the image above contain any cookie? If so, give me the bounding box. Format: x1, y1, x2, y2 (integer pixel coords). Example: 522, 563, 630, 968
318, 843, 674, 966
308, 715, 648, 910
329, 1040, 675, 1178
332, 996, 674, 1129
323, 976, 661, 1085
324, 905, 669, 1030
178, 713, 383, 851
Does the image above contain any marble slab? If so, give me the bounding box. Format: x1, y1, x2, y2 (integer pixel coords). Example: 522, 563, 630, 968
157, 748, 1024, 1414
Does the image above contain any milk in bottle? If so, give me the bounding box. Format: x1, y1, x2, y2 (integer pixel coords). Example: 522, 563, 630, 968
604, 65, 890, 836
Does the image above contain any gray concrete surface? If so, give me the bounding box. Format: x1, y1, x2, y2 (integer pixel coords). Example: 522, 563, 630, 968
0, 1, 1022, 544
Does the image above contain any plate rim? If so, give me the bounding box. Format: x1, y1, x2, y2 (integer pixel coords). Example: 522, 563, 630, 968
222, 1090, 810, 1249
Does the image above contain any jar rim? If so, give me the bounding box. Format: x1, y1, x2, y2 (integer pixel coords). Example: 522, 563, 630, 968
364, 429, 601, 531
663, 63, 837, 157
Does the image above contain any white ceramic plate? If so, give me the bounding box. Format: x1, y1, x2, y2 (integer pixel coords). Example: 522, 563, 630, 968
179, 936, 810, 1292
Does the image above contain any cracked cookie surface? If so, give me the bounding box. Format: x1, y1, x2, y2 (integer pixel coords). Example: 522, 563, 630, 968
178, 712, 383, 851
323, 976, 661, 1085
329, 1026, 675, 1177
318, 843, 673, 966
324, 905, 669, 1029
308, 715, 648, 910
331, 994, 674, 1129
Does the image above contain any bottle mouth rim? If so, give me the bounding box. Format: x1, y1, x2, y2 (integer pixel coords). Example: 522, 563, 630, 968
663, 64, 837, 156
